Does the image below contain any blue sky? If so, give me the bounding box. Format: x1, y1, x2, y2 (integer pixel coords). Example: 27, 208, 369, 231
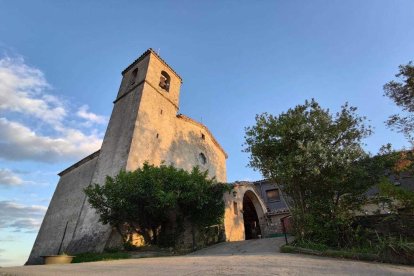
0, 0, 413, 267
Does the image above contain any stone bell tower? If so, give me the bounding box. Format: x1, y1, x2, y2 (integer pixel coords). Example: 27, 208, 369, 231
67, 49, 185, 253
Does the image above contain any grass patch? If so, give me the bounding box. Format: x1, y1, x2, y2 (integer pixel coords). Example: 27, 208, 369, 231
294, 240, 329, 251
280, 242, 414, 265
280, 245, 296, 254
72, 252, 130, 263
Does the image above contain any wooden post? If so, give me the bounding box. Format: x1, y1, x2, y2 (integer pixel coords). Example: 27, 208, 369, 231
57, 221, 69, 255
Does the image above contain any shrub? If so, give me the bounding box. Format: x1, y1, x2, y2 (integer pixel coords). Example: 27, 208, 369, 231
84, 163, 229, 248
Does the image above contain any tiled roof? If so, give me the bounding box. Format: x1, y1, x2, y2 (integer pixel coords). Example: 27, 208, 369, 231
253, 179, 271, 184
267, 208, 290, 215
230, 181, 254, 186
122, 48, 183, 83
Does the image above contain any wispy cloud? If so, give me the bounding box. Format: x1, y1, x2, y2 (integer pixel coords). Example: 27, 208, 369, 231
0, 201, 46, 232
0, 169, 23, 186
0, 56, 66, 127
0, 235, 15, 242
0, 55, 105, 162
10, 219, 42, 233
76, 105, 108, 125
0, 118, 102, 162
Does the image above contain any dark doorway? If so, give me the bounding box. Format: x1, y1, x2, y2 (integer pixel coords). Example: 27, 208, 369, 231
243, 193, 262, 240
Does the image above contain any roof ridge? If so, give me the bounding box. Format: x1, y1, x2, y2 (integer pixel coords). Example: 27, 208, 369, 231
122, 48, 183, 83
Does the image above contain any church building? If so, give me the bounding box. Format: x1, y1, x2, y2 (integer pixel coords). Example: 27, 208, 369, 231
27, 49, 281, 264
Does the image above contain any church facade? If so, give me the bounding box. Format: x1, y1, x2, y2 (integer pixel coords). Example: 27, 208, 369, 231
27, 49, 275, 264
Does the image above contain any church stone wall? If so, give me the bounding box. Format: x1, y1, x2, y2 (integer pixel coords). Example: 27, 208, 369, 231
26, 153, 99, 264
174, 117, 227, 182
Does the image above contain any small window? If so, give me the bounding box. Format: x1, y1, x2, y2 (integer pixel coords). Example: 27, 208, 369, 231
266, 189, 280, 202
130, 68, 138, 85
198, 153, 207, 165
159, 71, 171, 92
156, 133, 159, 139
160, 109, 163, 115
201, 133, 205, 140
233, 202, 238, 215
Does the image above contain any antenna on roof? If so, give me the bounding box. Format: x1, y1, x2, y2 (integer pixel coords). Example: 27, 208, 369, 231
157, 48, 161, 55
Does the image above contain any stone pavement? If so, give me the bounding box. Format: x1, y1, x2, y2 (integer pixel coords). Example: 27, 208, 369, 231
1, 238, 413, 275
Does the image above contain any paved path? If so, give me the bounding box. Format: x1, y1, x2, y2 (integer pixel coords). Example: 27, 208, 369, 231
1, 238, 413, 275
189, 236, 290, 256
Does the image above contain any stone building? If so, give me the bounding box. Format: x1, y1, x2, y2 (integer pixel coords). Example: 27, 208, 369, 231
223, 180, 290, 242
27, 49, 279, 264
253, 180, 291, 234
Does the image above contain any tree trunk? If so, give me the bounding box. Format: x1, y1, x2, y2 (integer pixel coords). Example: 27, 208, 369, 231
152, 226, 158, 245
191, 223, 196, 251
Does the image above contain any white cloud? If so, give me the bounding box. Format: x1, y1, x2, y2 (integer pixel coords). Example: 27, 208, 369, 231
0, 55, 104, 162
10, 219, 42, 232
0, 118, 102, 162
0, 169, 23, 186
0, 56, 66, 127
0, 200, 46, 231
76, 105, 107, 125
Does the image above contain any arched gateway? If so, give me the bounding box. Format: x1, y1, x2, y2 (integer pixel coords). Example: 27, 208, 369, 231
224, 182, 268, 241
243, 191, 263, 239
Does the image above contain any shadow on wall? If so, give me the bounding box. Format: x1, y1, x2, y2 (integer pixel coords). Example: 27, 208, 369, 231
168, 129, 218, 178
133, 109, 223, 181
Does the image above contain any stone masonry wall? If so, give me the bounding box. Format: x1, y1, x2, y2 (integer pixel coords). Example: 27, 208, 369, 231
26, 153, 99, 264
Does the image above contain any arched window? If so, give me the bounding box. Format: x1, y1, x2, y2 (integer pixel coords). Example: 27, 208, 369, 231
159, 71, 170, 92
130, 68, 138, 85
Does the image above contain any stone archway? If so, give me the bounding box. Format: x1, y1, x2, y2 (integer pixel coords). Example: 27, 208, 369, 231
243, 190, 265, 240
223, 183, 268, 242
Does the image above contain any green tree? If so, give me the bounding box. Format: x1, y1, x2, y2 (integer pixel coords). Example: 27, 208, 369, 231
84, 163, 227, 247
244, 99, 384, 246
376, 150, 414, 214
378, 180, 414, 213
384, 61, 414, 141
174, 168, 227, 248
